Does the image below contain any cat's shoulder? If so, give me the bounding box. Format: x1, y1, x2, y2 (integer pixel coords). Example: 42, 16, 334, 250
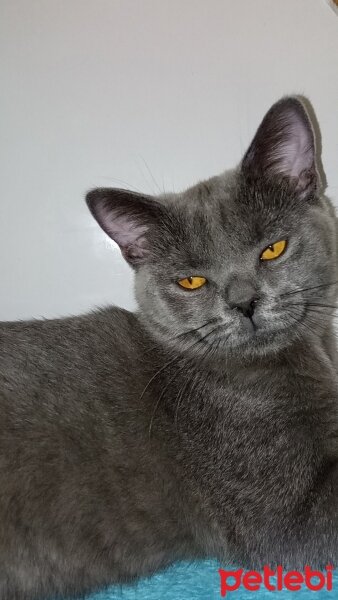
0, 306, 141, 356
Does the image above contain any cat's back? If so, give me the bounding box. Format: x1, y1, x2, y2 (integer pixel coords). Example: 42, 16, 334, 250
0, 306, 146, 403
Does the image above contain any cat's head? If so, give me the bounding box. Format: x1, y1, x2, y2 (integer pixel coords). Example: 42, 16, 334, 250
86, 97, 337, 359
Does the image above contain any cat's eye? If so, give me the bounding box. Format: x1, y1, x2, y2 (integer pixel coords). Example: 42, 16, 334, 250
260, 240, 287, 261
177, 276, 207, 290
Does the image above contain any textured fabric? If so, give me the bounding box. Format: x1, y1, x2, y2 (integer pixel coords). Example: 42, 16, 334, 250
76, 560, 337, 599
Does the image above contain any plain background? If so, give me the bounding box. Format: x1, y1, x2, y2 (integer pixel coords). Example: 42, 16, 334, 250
1, 0, 338, 320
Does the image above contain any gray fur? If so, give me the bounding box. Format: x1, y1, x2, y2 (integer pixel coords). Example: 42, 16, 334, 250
1, 97, 338, 599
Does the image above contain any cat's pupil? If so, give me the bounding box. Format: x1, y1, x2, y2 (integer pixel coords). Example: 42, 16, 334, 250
188, 277, 193, 284
269, 245, 274, 251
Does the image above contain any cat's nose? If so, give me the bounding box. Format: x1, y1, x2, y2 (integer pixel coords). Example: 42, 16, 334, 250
229, 297, 258, 319
226, 279, 259, 319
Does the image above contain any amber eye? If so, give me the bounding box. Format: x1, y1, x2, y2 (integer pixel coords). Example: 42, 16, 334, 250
260, 240, 287, 261
177, 276, 207, 290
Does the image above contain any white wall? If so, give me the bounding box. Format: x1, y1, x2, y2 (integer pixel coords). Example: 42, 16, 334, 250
1, 0, 338, 320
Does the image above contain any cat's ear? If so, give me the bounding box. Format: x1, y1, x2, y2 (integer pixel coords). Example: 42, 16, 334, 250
241, 97, 319, 198
86, 188, 164, 266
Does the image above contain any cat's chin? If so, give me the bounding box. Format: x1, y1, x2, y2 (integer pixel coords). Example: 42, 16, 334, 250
215, 325, 296, 358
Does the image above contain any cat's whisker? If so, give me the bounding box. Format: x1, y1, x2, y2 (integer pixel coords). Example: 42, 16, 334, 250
174, 365, 202, 437
140, 354, 184, 407
175, 318, 222, 342
174, 343, 212, 434
292, 300, 338, 308
174, 369, 195, 435
148, 357, 192, 440
302, 308, 338, 324
286, 305, 338, 346
174, 336, 225, 436
303, 303, 338, 311
286, 302, 338, 314
146, 322, 225, 436
302, 311, 338, 339
138, 155, 162, 194
281, 280, 338, 298
143, 318, 221, 356
286, 307, 320, 338
151, 358, 207, 440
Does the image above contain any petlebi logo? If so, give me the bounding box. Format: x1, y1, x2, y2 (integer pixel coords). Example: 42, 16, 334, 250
218, 565, 334, 596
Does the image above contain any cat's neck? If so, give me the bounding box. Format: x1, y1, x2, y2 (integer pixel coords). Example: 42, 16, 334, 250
135, 311, 338, 378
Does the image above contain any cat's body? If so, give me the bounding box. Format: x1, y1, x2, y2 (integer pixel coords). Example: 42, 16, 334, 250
1, 97, 338, 599
0, 309, 198, 598
2, 304, 338, 600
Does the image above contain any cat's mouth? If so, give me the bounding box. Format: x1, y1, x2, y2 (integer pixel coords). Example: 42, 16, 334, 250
238, 304, 308, 341
207, 309, 306, 351
176, 307, 307, 357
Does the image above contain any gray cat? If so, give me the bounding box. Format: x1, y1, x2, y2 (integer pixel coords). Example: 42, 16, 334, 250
1, 96, 338, 600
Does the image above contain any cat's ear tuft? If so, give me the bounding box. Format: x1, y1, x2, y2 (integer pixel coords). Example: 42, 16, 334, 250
241, 97, 319, 198
86, 188, 163, 266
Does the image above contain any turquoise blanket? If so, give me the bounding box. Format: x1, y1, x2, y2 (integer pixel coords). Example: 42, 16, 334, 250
74, 560, 336, 599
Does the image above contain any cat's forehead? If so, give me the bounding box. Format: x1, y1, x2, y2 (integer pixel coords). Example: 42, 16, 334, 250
167, 173, 300, 250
